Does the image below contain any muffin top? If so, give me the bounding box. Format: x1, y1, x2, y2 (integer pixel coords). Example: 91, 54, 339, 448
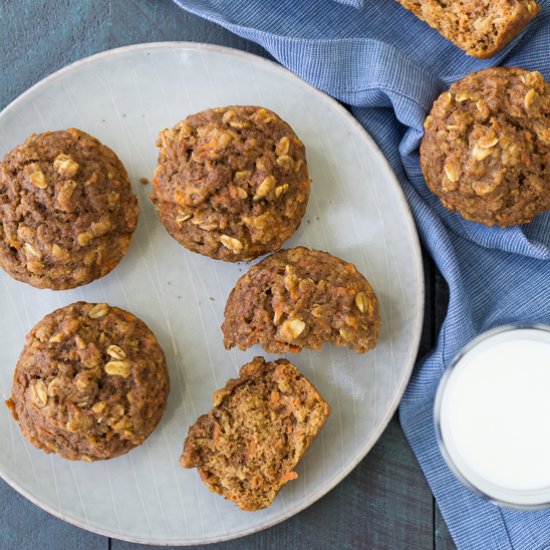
151, 106, 310, 261
223, 247, 380, 354
6, 302, 169, 461
421, 67, 550, 227
0, 128, 139, 289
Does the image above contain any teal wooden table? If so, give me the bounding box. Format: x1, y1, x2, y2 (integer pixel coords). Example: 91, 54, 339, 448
0, 1, 455, 548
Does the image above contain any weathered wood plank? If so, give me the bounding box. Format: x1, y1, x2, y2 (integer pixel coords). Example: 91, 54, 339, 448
110, 0, 271, 59
0, 477, 108, 550
112, 415, 434, 550
434, 271, 449, 334
433, 269, 455, 549
0, 0, 112, 109
1, 3, 115, 549
420, 247, 437, 358
0, 0, 441, 548
436, 505, 457, 550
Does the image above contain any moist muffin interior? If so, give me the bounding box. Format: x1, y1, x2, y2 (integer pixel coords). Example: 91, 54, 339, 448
395, 0, 540, 58
181, 356, 330, 511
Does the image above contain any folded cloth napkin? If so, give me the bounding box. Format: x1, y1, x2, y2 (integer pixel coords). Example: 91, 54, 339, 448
172, 1, 550, 547
331, 0, 365, 7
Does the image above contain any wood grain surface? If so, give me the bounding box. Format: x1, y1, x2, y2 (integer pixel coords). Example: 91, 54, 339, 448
0, 1, 455, 548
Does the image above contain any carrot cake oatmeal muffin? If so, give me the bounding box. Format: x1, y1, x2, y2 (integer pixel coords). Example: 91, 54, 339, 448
421, 67, 550, 227
395, 0, 539, 58
0, 128, 138, 289
151, 106, 310, 262
222, 247, 380, 354
180, 356, 330, 511
5, 302, 169, 461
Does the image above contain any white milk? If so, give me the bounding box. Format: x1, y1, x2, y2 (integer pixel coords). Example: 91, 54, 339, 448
436, 326, 550, 507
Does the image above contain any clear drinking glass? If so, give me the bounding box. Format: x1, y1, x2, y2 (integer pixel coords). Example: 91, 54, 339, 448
434, 323, 550, 509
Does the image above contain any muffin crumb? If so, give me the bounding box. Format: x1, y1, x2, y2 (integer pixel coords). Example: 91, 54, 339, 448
181, 356, 330, 511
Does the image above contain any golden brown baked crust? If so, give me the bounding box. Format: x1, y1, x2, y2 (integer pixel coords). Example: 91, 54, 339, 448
421, 67, 550, 227
222, 247, 380, 354
0, 129, 139, 289
151, 106, 310, 262
180, 357, 330, 511
5, 302, 169, 461
395, 0, 539, 58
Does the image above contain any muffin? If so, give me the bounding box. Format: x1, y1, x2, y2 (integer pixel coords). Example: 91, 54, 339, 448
222, 247, 380, 354
421, 67, 550, 227
5, 302, 169, 461
180, 356, 330, 511
0, 128, 139, 289
151, 106, 310, 261
395, 0, 539, 59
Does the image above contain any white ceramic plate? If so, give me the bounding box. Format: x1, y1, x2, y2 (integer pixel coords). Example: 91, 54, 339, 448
0, 42, 423, 545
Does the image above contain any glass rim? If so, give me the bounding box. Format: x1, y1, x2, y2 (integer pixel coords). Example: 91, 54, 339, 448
434, 323, 550, 510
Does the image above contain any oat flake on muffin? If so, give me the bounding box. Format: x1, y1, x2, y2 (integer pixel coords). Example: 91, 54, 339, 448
0, 128, 139, 289
5, 302, 169, 462
223, 247, 380, 354
421, 67, 550, 227
151, 106, 310, 261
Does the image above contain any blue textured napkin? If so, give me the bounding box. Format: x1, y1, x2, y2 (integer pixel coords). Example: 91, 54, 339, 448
173, 1, 550, 547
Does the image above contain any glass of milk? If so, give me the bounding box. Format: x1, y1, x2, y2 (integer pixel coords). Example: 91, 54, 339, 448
434, 324, 550, 509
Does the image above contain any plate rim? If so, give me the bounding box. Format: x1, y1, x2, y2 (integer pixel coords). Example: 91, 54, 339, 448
0, 40, 425, 545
